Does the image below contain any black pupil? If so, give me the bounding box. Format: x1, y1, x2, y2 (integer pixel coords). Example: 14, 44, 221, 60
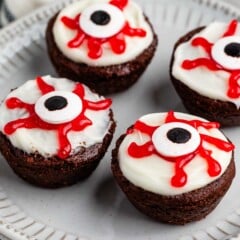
224, 42, 240, 58
44, 96, 68, 111
167, 128, 191, 144
90, 10, 111, 25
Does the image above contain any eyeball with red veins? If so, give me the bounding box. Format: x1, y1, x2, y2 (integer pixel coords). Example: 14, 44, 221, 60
211, 36, 240, 70
35, 91, 83, 124
152, 122, 201, 158
79, 3, 125, 38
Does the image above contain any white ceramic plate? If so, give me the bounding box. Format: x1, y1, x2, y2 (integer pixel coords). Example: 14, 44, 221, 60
0, 0, 240, 240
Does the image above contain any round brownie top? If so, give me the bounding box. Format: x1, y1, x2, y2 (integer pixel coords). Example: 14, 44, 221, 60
52, 0, 153, 66
118, 112, 234, 195
172, 20, 240, 108
0, 76, 113, 159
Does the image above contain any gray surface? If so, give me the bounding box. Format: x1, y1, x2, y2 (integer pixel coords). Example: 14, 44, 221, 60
230, 0, 240, 7
0, 0, 239, 29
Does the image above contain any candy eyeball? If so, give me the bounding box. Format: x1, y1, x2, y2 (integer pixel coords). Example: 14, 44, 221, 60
35, 91, 82, 124
152, 122, 201, 158
79, 3, 125, 38
211, 36, 240, 70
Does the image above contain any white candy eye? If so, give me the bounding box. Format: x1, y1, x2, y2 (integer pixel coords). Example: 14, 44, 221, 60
152, 122, 201, 158
79, 3, 125, 38
211, 36, 240, 70
35, 91, 82, 124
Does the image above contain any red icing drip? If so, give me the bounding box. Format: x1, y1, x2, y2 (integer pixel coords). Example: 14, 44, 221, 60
199, 148, 221, 177
87, 38, 103, 59
171, 169, 187, 188
36, 76, 55, 94
191, 37, 213, 55
86, 99, 112, 110
165, 111, 220, 129
68, 31, 86, 48
6, 98, 33, 112
4, 117, 33, 135
60, 1, 146, 59
164, 110, 175, 122
127, 111, 234, 188
222, 19, 238, 37
171, 153, 196, 187
57, 124, 72, 159
228, 71, 240, 98
181, 20, 240, 99
122, 22, 147, 37
128, 141, 155, 158
4, 107, 56, 135
71, 115, 92, 131
61, 14, 80, 30
72, 82, 85, 96
109, 0, 128, 9
109, 34, 126, 54
4, 77, 112, 159
134, 120, 158, 136
182, 58, 222, 71
201, 134, 234, 151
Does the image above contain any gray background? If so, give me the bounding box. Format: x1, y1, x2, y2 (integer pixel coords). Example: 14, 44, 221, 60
230, 0, 240, 7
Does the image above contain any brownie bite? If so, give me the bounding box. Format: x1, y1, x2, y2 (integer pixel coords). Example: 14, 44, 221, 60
170, 20, 240, 126
46, 0, 158, 95
0, 76, 115, 188
112, 111, 235, 224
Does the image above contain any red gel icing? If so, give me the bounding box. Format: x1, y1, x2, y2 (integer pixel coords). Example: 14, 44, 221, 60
127, 111, 234, 188
4, 76, 112, 159
181, 19, 240, 99
60, 0, 146, 59
109, 0, 128, 10
223, 19, 238, 37
191, 37, 213, 55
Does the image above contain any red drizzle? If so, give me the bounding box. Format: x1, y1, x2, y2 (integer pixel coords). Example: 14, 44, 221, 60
181, 19, 240, 99
127, 111, 234, 188
109, 0, 128, 10
223, 19, 238, 37
191, 37, 213, 55
4, 76, 112, 159
60, 0, 146, 59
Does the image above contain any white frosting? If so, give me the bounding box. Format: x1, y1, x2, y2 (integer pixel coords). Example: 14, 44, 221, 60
52, 0, 153, 66
118, 112, 233, 196
0, 76, 112, 157
172, 21, 240, 108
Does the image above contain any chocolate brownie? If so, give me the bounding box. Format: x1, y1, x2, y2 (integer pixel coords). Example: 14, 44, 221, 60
0, 76, 116, 188
170, 20, 240, 126
111, 112, 235, 224
46, 0, 158, 95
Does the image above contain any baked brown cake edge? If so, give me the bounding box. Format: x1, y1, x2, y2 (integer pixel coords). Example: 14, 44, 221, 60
46, 13, 158, 95
111, 132, 235, 225
169, 27, 240, 126
0, 111, 116, 188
